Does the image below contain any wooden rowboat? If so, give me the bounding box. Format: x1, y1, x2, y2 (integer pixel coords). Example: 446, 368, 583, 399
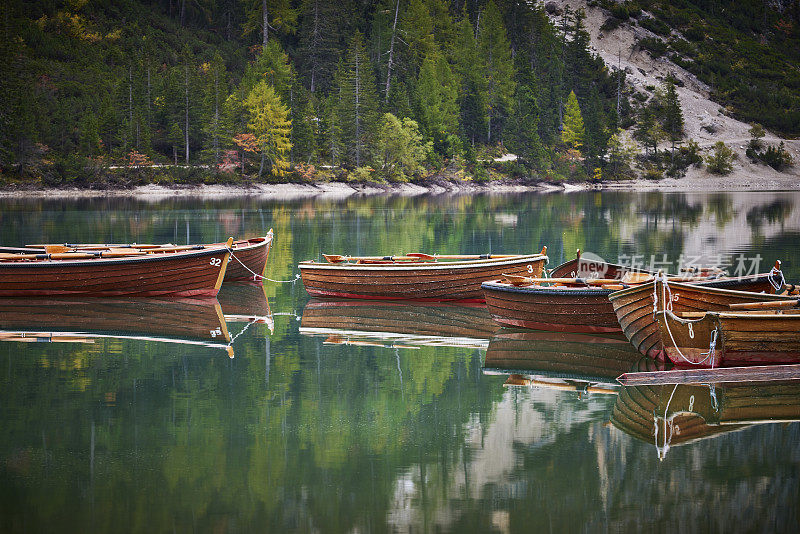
23, 229, 273, 283
0, 297, 233, 355
482, 251, 729, 333
608, 270, 792, 359
0, 239, 233, 297
654, 283, 800, 367
299, 249, 548, 302
299, 299, 498, 350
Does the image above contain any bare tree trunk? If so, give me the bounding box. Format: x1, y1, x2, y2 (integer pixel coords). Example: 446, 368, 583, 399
310, 0, 320, 93
180, 0, 186, 26
354, 51, 361, 167
263, 0, 269, 47
213, 67, 219, 162
128, 65, 133, 147
384, 0, 400, 102
184, 64, 189, 164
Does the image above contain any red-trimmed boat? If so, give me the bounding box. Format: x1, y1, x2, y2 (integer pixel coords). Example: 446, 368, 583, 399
299, 249, 548, 302
22, 229, 273, 283
609, 268, 794, 359
482, 251, 663, 333
0, 239, 233, 297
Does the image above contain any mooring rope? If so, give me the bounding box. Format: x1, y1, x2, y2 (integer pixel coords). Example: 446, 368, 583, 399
653, 272, 715, 367
226, 247, 300, 283
769, 265, 786, 292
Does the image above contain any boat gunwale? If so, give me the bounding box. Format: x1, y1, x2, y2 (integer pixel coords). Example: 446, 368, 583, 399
608, 275, 794, 303
0, 245, 228, 268
299, 254, 547, 271
482, 280, 614, 297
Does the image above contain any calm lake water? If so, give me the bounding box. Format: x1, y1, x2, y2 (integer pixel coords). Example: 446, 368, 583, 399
1, 191, 799, 532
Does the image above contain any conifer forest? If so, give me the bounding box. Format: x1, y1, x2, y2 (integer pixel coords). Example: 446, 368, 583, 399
1, 0, 799, 186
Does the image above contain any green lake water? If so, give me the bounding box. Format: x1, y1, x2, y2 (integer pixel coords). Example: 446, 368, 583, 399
1, 191, 799, 532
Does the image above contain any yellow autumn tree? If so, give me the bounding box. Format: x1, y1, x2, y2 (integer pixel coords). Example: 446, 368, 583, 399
243, 80, 292, 178
561, 90, 585, 152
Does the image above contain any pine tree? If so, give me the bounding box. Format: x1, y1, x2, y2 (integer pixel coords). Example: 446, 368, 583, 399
561, 90, 585, 151
296, 0, 340, 94
336, 32, 380, 168
452, 13, 486, 147
477, 1, 515, 144
506, 67, 546, 171
243, 80, 292, 178
415, 45, 460, 155
660, 74, 684, 149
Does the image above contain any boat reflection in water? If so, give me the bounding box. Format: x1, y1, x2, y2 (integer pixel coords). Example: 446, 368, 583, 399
217, 282, 274, 334
0, 297, 234, 357
299, 299, 499, 350
611, 360, 800, 459
483, 330, 641, 395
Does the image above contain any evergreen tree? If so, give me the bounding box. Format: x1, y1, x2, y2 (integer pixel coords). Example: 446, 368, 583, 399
477, 1, 516, 144
561, 90, 585, 151
415, 45, 460, 156
296, 0, 341, 94
243, 80, 292, 178
336, 32, 380, 167
506, 67, 546, 171
660, 74, 685, 149
633, 104, 663, 155
451, 13, 486, 147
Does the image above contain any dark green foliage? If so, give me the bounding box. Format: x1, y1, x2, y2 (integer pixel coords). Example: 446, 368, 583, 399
638, 37, 668, 58
747, 142, 794, 171
640, 16, 671, 37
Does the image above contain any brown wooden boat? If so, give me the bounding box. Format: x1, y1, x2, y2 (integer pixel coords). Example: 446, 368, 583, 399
217, 282, 274, 333
608, 270, 792, 358
299, 298, 498, 349
0, 297, 233, 354
482, 251, 729, 333
612, 360, 800, 458
654, 283, 800, 367
24, 229, 273, 283
483, 330, 640, 386
0, 240, 232, 297
299, 249, 548, 302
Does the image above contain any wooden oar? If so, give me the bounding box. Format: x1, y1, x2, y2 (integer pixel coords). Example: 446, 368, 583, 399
29, 243, 171, 250
322, 254, 422, 263
395, 254, 525, 262
407, 246, 547, 261
501, 274, 624, 286
728, 299, 799, 310
617, 364, 800, 386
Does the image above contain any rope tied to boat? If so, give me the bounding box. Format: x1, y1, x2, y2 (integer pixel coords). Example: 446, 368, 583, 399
653, 272, 715, 367
769, 264, 786, 292
226, 247, 299, 283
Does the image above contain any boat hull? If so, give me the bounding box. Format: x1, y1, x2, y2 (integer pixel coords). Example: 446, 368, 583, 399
299, 254, 547, 302
482, 282, 621, 333
609, 275, 790, 359
0, 247, 230, 297
659, 309, 800, 368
